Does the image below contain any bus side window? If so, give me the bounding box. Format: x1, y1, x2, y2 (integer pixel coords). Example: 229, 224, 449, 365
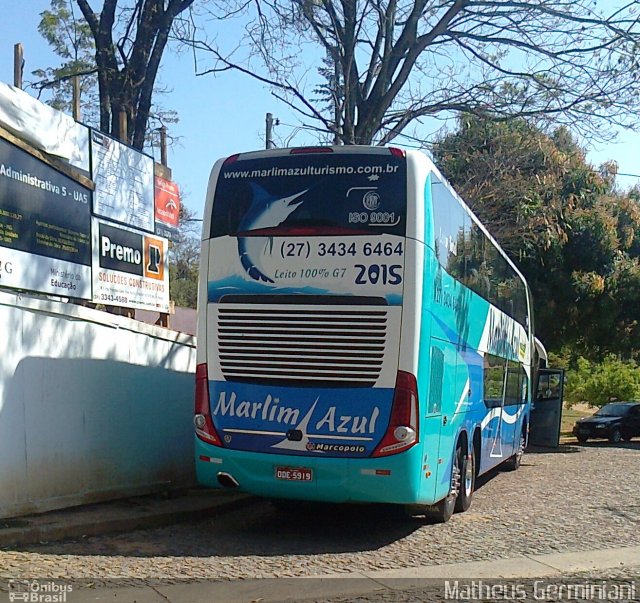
484, 353, 505, 408
536, 374, 550, 400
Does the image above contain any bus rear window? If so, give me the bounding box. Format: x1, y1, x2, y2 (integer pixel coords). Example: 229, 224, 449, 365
210, 153, 406, 238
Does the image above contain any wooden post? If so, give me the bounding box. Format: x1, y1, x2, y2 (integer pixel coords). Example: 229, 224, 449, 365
72, 76, 81, 121
158, 126, 170, 329
118, 110, 128, 143
13, 43, 24, 89
159, 126, 168, 166
266, 113, 274, 149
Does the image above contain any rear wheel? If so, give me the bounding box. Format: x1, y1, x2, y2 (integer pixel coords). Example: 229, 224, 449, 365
454, 446, 475, 513
422, 444, 462, 523
576, 434, 588, 443
503, 430, 525, 471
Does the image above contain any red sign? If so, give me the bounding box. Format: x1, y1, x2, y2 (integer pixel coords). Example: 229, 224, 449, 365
154, 176, 180, 228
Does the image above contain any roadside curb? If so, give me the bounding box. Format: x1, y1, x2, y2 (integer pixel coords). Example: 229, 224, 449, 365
60, 545, 640, 603
0, 490, 253, 549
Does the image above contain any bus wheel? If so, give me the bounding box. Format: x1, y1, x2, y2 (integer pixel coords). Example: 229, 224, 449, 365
504, 430, 525, 471
424, 446, 461, 523
454, 446, 474, 513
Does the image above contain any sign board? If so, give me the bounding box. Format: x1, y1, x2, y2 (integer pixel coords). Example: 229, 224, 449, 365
90, 130, 154, 232
92, 217, 169, 312
154, 175, 180, 240
0, 136, 92, 298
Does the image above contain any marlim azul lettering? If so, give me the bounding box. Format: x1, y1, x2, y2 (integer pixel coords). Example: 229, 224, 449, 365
213, 391, 379, 435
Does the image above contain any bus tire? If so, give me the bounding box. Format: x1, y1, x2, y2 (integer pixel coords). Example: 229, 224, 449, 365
454, 446, 474, 513
504, 429, 525, 471
423, 444, 462, 523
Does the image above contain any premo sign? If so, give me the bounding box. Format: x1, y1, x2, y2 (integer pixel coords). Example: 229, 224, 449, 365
92, 217, 169, 311
98, 221, 164, 281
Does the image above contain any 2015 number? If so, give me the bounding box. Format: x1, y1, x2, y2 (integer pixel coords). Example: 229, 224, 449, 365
354, 264, 402, 285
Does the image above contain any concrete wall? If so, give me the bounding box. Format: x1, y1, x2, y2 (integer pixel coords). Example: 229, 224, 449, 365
0, 290, 196, 519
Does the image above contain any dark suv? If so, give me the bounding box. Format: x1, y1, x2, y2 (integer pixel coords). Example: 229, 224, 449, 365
573, 402, 640, 443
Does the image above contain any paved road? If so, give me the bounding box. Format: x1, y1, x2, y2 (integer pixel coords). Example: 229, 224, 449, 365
0, 442, 639, 585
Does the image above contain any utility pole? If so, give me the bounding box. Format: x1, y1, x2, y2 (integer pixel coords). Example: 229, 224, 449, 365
266, 112, 278, 149
159, 126, 168, 167
13, 43, 24, 89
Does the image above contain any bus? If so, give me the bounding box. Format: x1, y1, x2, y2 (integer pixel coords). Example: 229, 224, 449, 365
195, 146, 533, 522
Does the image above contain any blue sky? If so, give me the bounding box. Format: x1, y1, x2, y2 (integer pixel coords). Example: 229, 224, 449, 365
0, 1, 637, 219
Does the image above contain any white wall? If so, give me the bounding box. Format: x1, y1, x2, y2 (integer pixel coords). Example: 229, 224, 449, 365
0, 290, 196, 519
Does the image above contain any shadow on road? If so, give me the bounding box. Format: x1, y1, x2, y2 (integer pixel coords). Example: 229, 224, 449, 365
11, 445, 600, 560
15, 500, 426, 558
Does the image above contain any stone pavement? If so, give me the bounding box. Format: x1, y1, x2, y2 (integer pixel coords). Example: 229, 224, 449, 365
1, 443, 639, 601
2, 545, 638, 603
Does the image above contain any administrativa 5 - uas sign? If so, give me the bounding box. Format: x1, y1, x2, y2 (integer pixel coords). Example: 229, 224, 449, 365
0, 136, 92, 299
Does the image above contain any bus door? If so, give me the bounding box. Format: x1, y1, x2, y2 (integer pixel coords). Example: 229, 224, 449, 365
423, 338, 460, 499
529, 369, 565, 447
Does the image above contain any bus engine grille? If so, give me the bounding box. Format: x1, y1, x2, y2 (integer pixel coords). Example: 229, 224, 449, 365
216, 305, 388, 388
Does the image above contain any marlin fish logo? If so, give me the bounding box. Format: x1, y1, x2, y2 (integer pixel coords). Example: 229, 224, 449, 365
237, 184, 308, 283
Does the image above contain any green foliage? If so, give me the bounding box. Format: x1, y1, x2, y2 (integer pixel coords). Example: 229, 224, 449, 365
432, 116, 640, 360
31, 0, 99, 125
564, 356, 640, 407
168, 205, 200, 309
34, 1, 190, 150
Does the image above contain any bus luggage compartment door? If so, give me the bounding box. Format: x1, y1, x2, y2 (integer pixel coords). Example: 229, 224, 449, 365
529, 368, 564, 448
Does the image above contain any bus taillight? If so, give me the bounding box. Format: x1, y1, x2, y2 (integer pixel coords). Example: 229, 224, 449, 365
372, 370, 419, 457
194, 363, 223, 446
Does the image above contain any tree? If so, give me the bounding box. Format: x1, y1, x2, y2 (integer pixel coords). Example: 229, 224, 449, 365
193, 1, 640, 146
168, 205, 200, 309
32, 1, 183, 148
563, 356, 640, 407
432, 116, 640, 359
31, 0, 100, 125
73, 0, 195, 149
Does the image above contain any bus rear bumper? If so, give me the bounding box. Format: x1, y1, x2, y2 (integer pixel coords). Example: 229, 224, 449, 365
196, 438, 429, 505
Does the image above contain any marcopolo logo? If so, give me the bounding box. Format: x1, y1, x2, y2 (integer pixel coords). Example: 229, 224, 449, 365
98, 222, 164, 279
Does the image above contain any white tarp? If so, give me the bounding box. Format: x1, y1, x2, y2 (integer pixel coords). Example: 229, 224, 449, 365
0, 81, 90, 172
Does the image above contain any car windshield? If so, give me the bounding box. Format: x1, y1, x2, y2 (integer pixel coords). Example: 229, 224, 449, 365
595, 404, 632, 417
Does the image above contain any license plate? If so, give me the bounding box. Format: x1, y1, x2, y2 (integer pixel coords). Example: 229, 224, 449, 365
275, 466, 313, 481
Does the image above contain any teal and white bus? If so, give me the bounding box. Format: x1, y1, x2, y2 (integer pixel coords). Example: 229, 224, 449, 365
195, 146, 533, 522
